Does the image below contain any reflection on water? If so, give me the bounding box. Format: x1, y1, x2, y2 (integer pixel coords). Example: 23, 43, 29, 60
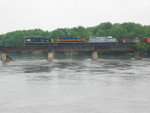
0, 53, 150, 113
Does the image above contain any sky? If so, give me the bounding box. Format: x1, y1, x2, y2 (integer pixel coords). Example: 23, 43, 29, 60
0, 0, 150, 34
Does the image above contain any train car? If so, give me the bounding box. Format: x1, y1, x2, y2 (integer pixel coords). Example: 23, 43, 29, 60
89, 36, 117, 43
143, 37, 150, 43
119, 38, 141, 44
24, 38, 53, 45
58, 37, 85, 43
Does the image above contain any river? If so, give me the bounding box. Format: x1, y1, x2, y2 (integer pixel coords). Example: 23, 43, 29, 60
0, 53, 150, 113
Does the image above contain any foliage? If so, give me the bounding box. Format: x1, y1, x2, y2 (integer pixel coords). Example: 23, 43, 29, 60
134, 42, 150, 52
143, 26, 150, 37
0, 22, 150, 46
0, 29, 50, 46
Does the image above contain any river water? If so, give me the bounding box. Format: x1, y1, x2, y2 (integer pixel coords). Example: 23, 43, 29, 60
0, 53, 150, 113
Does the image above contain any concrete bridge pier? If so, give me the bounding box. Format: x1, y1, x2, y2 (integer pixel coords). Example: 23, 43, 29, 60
48, 52, 53, 62
134, 52, 142, 60
1, 52, 7, 63
92, 51, 98, 61
1, 52, 12, 63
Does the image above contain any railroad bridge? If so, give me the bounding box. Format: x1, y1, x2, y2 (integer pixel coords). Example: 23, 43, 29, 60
0, 44, 134, 62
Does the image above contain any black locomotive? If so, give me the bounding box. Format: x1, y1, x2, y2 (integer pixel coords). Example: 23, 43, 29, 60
24, 38, 53, 45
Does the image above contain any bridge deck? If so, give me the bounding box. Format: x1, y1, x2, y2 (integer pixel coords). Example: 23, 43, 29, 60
0, 44, 134, 52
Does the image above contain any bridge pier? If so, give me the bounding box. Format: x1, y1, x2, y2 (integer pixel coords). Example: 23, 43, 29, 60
1, 52, 7, 63
92, 51, 98, 61
134, 52, 142, 60
48, 52, 53, 62
1, 52, 12, 63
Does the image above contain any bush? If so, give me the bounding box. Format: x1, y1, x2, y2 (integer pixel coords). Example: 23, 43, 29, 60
134, 42, 150, 52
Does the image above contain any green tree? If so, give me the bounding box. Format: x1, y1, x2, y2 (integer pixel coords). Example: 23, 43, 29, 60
134, 42, 150, 52
50, 28, 70, 38
121, 22, 144, 38
109, 23, 124, 39
0, 22, 150, 46
69, 26, 89, 38
143, 26, 150, 37
93, 22, 112, 36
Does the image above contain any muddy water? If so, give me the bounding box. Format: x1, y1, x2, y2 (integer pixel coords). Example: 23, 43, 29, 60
0, 54, 150, 113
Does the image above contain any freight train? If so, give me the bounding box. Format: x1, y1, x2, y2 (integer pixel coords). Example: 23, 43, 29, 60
24, 36, 150, 45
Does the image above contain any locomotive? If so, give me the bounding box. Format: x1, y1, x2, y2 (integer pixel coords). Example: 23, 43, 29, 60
24, 37, 53, 45
58, 37, 85, 42
89, 36, 116, 43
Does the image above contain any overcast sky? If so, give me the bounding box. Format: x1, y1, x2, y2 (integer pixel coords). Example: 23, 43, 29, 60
0, 0, 150, 34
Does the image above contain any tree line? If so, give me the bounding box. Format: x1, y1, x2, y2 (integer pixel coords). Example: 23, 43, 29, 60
0, 22, 150, 46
